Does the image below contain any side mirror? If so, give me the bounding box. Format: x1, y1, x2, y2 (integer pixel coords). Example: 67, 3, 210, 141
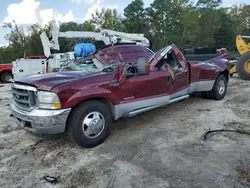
137, 57, 150, 75
118, 58, 150, 82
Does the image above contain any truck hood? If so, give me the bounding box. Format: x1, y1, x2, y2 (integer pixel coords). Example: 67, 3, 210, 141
15, 71, 91, 91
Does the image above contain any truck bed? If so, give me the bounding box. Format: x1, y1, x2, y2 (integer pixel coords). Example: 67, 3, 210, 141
184, 54, 220, 62
183, 47, 228, 63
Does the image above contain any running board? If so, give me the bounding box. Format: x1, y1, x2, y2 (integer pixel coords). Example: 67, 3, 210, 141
168, 95, 189, 104
123, 104, 162, 118
123, 95, 189, 118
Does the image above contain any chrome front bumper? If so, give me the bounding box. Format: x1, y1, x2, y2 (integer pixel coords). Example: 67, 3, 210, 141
10, 104, 71, 135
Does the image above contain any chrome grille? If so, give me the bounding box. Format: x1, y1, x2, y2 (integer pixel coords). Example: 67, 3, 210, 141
12, 83, 37, 111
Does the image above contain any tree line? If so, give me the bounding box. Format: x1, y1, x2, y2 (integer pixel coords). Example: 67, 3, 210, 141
0, 0, 249, 63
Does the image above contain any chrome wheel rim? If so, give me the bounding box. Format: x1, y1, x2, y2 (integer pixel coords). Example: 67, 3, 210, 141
218, 80, 225, 95
82, 111, 105, 138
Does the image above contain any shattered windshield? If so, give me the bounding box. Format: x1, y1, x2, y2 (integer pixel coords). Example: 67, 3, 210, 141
61, 57, 118, 73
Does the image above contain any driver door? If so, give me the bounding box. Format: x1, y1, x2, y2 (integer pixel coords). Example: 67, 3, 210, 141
113, 66, 171, 103
166, 47, 189, 99
149, 45, 189, 99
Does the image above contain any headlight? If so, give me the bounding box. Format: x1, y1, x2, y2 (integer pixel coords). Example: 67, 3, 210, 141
37, 91, 61, 109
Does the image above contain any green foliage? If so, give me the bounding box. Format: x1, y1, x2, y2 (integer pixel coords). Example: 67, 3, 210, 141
196, 0, 222, 8
214, 11, 235, 50
91, 8, 123, 31
123, 0, 148, 33
0, 2, 250, 63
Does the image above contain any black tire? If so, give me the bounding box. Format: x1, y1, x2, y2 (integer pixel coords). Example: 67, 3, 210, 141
210, 74, 227, 100
67, 100, 112, 148
236, 51, 250, 80
201, 91, 212, 99
201, 74, 227, 100
1, 72, 13, 83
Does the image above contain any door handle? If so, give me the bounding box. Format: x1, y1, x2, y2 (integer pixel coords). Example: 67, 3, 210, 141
19, 69, 23, 72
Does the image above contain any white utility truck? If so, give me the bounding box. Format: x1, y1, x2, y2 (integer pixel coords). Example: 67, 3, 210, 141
12, 53, 73, 80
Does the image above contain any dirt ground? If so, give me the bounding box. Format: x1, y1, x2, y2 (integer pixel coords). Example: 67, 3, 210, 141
0, 74, 250, 188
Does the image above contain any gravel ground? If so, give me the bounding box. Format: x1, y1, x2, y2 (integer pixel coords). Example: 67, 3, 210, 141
0, 74, 250, 188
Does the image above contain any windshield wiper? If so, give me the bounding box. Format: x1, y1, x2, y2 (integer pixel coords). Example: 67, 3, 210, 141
102, 64, 119, 72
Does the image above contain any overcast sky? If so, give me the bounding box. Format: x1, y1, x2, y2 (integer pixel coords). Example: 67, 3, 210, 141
0, 0, 248, 47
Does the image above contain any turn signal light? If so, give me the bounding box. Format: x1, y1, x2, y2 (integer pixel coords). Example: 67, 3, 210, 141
146, 63, 150, 73
54, 103, 61, 109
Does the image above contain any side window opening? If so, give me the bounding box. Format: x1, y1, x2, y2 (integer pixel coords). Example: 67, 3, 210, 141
167, 52, 181, 69
155, 51, 181, 71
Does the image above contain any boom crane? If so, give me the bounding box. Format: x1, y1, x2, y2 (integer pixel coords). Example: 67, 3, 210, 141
40, 21, 150, 57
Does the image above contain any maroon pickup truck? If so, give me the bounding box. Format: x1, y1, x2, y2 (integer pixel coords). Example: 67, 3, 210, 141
10, 43, 229, 148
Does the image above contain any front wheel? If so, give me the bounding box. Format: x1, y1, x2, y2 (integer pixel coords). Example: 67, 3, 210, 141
67, 100, 112, 148
1, 72, 13, 83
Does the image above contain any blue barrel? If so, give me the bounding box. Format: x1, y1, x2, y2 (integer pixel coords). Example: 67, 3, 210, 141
74, 43, 96, 57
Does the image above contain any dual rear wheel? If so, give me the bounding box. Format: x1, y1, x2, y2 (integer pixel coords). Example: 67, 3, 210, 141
201, 74, 227, 100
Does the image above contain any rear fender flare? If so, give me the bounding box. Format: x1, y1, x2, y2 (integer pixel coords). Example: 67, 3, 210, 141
211, 68, 229, 83
210, 59, 229, 81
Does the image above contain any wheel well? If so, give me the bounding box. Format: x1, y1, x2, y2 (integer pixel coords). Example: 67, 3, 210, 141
1, 70, 12, 74
220, 69, 229, 82
73, 97, 116, 121
0, 70, 13, 77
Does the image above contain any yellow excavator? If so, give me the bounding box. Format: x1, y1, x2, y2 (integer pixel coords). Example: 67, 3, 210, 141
230, 35, 250, 80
